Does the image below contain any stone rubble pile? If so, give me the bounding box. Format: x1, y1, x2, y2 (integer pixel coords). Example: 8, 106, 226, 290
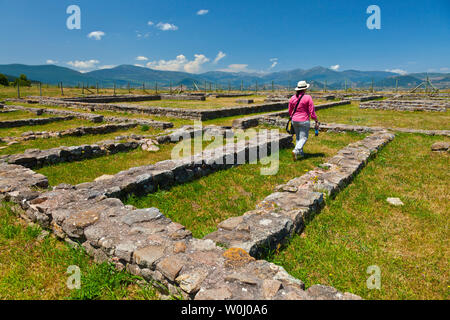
204, 132, 395, 257
431, 141, 450, 152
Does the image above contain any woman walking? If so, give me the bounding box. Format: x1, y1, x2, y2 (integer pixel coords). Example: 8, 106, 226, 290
288, 80, 319, 160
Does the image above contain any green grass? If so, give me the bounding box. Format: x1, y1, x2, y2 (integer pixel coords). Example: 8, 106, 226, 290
125, 131, 365, 238
317, 102, 450, 130
267, 133, 449, 300
0, 119, 101, 138
37, 143, 176, 186
0, 201, 160, 300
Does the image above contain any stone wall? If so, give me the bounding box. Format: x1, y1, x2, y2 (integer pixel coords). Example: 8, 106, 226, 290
0, 129, 366, 300
160, 94, 206, 101
6, 104, 173, 129
0, 116, 74, 128
0, 123, 138, 144
204, 132, 395, 257
59, 95, 161, 103
5, 140, 141, 169
8, 98, 290, 120
360, 99, 449, 112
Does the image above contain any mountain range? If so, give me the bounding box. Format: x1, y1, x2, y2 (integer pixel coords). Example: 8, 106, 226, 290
0, 64, 448, 90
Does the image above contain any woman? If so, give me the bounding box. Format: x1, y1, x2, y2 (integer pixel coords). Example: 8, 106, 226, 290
288, 80, 319, 160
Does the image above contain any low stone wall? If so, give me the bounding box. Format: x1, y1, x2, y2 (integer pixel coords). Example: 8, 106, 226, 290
58, 95, 161, 103
213, 93, 254, 98
8, 98, 290, 120
160, 94, 206, 101
204, 132, 395, 257
5, 140, 141, 169
360, 99, 448, 112
351, 95, 384, 102
0, 130, 364, 300
7, 104, 104, 123
6, 104, 173, 129
0, 116, 74, 128
0, 123, 138, 144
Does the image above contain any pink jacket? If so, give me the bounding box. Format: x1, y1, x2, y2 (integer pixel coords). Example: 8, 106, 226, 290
288, 94, 317, 122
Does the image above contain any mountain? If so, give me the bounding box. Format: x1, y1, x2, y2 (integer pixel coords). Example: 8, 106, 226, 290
0, 63, 448, 89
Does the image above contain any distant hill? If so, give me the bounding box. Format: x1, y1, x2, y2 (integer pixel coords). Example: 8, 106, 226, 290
0, 63, 448, 89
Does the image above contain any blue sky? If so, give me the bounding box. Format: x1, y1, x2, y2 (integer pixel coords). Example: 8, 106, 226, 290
0, 0, 448, 74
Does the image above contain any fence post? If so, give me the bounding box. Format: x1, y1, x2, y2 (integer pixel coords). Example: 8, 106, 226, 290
39, 82, 42, 96
82, 83, 84, 95
255, 80, 258, 94
170, 81, 172, 94
96, 82, 99, 94
114, 82, 116, 96
128, 82, 130, 94
272, 81, 274, 92
155, 81, 158, 94
60, 82, 64, 96
17, 81, 20, 98
324, 80, 327, 92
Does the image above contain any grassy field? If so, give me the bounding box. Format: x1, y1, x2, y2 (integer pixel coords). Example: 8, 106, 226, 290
126, 131, 365, 238
317, 102, 450, 130
126, 96, 269, 109
267, 133, 449, 300
0, 125, 161, 156
0, 201, 162, 300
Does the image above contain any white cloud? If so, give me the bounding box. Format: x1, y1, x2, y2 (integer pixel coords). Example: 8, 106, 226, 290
67, 59, 100, 70
147, 54, 209, 73
197, 9, 209, 15
269, 58, 278, 69
440, 67, 449, 72
330, 64, 340, 71
87, 31, 105, 40
98, 65, 116, 70
213, 51, 226, 64
184, 54, 210, 73
156, 22, 178, 31
385, 69, 408, 75
148, 21, 154, 26
134, 64, 145, 67
136, 56, 149, 61
220, 64, 249, 73
46, 59, 58, 64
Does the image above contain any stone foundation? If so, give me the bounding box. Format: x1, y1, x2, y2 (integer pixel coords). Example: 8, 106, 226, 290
0, 128, 367, 300
360, 99, 448, 112
204, 132, 395, 257
0, 116, 75, 128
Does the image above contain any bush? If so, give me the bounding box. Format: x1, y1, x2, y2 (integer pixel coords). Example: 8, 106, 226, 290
140, 124, 150, 132
13, 74, 31, 87
0, 73, 9, 86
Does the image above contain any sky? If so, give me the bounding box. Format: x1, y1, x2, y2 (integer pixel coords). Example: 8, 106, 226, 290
0, 0, 449, 75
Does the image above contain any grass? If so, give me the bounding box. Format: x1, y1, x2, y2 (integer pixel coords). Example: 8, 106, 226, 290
0, 125, 162, 156
267, 133, 449, 300
0, 201, 160, 300
37, 143, 176, 186
317, 102, 450, 130
125, 131, 365, 238
0, 118, 100, 138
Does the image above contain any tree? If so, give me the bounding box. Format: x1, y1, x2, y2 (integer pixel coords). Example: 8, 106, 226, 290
0, 73, 8, 86
13, 74, 31, 87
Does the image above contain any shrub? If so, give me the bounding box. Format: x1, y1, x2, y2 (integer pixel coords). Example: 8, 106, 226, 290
0, 73, 9, 86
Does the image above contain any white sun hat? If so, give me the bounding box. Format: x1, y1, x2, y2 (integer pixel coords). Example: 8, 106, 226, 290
295, 80, 310, 91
